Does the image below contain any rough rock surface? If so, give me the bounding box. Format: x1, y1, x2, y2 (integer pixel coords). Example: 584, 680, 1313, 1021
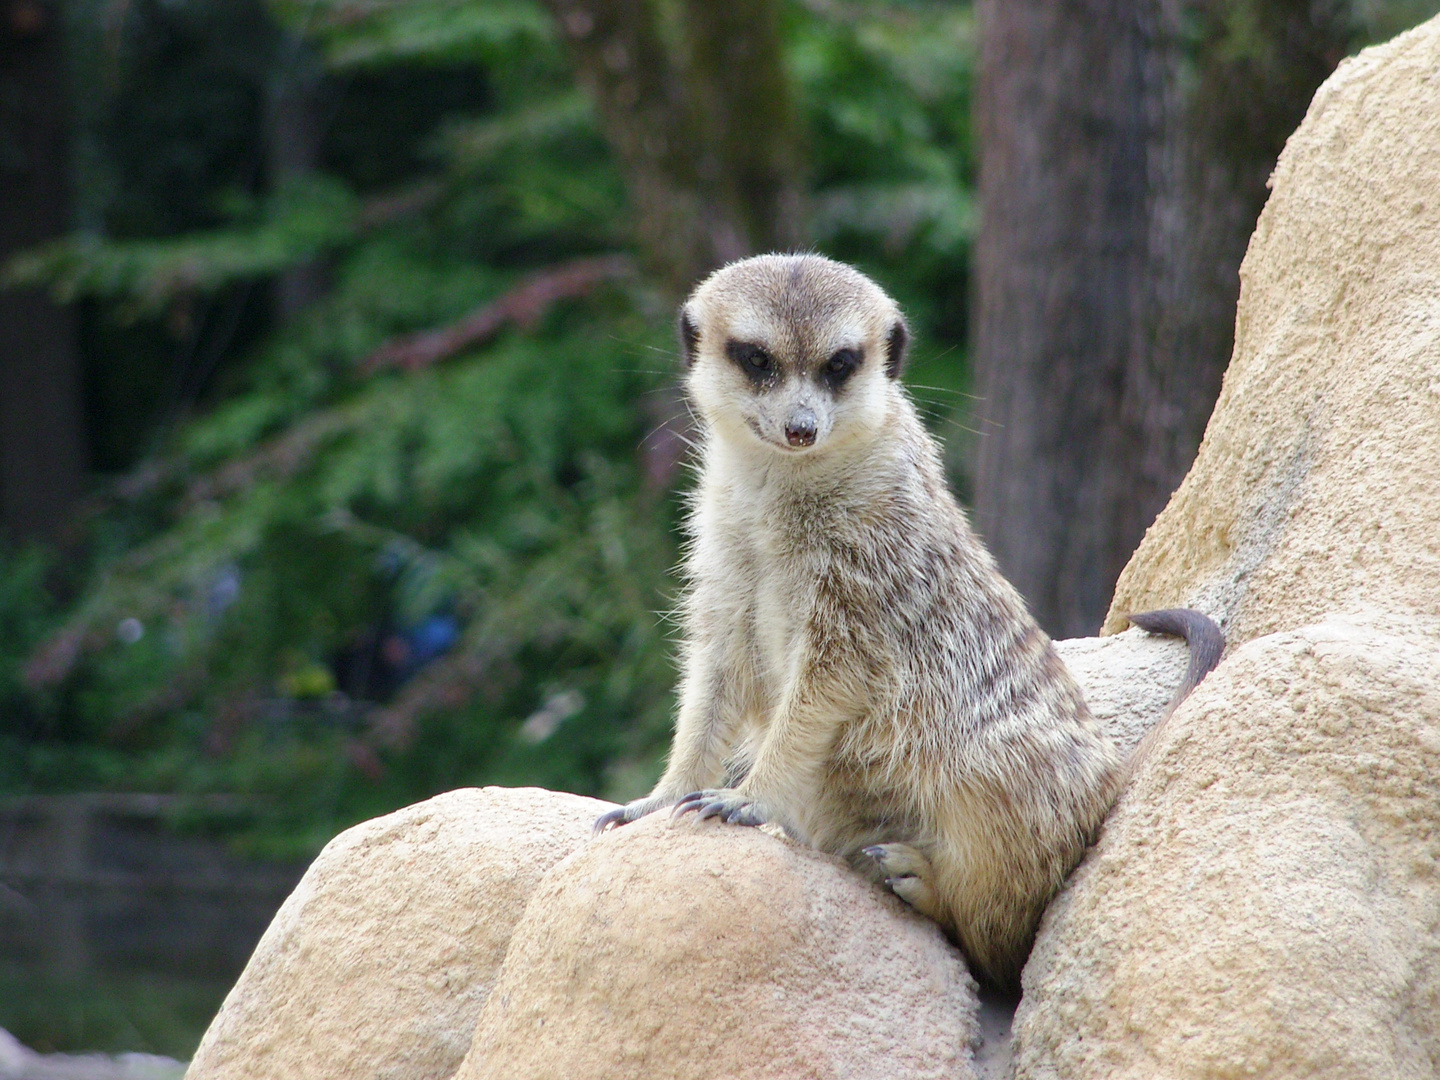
1102, 16, 1440, 647
1014, 615, 1440, 1079
456, 814, 979, 1080
1054, 628, 1188, 756
184, 786, 613, 1080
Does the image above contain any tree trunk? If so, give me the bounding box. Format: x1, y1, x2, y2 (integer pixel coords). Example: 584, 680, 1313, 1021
972, 0, 1349, 638
542, 0, 802, 298
0, 0, 85, 542
265, 29, 328, 317
543, 0, 803, 492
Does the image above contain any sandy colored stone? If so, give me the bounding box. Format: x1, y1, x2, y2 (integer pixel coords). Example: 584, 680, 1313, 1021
185, 786, 614, 1080
457, 814, 979, 1080
1103, 17, 1440, 646
1053, 628, 1189, 756
1014, 614, 1440, 1079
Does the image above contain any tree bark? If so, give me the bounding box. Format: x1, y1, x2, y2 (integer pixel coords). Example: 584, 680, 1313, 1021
0, 0, 85, 541
972, 0, 1349, 637
541, 0, 802, 297
265, 29, 328, 317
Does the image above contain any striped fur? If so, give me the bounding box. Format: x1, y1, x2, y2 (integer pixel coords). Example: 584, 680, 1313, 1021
597, 255, 1176, 987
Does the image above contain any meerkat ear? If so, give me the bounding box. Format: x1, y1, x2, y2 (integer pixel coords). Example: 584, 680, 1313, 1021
678, 308, 700, 367
884, 319, 909, 379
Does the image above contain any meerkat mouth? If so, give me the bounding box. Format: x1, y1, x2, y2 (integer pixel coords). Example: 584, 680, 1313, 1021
744, 417, 816, 453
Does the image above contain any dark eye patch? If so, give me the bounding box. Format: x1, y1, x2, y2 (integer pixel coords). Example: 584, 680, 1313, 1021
726, 340, 781, 387
818, 347, 862, 391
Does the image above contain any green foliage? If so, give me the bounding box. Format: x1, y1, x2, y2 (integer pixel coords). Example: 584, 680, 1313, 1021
63, 0, 277, 238
790, 2, 976, 340
0, 548, 53, 715
7, 178, 359, 317
2, 0, 980, 858
273, 0, 553, 68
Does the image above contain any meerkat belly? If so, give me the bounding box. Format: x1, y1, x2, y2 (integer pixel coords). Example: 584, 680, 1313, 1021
751, 574, 808, 687
735, 512, 811, 685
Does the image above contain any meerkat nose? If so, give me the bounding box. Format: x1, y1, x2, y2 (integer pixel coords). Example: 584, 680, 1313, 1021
785, 409, 818, 448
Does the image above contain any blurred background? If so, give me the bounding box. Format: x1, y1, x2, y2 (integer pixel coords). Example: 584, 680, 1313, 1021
0, 0, 1435, 1063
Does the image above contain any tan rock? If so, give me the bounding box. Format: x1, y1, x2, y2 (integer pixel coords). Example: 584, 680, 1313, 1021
1103, 16, 1440, 647
457, 814, 979, 1080
1053, 628, 1189, 756
185, 786, 614, 1080
1013, 614, 1440, 1079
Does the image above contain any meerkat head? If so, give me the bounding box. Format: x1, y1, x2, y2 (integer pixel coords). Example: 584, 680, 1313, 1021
678, 254, 909, 458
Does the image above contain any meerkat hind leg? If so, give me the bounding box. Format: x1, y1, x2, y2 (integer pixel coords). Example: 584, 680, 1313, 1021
863, 842, 944, 922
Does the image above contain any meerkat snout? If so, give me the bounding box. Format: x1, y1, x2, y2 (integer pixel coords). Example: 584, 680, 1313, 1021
784, 407, 817, 447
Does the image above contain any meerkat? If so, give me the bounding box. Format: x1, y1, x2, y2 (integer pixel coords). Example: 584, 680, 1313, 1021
594, 254, 1222, 988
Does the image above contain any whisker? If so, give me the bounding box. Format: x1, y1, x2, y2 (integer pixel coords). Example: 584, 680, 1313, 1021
603, 335, 681, 359
638, 418, 700, 454
906, 383, 980, 400
614, 374, 683, 387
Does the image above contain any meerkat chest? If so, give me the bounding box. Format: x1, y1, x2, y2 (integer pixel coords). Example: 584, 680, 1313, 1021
697, 483, 818, 688
750, 554, 811, 680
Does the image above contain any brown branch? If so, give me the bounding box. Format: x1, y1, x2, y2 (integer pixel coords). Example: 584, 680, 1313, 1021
358, 179, 445, 230
74, 255, 634, 515
23, 620, 94, 688
359, 254, 635, 374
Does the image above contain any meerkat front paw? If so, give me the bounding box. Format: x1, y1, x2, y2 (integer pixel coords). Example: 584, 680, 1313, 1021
863, 843, 943, 921
593, 794, 680, 834
671, 788, 770, 827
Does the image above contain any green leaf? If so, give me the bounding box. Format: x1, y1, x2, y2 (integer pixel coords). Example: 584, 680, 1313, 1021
4, 177, 360, 317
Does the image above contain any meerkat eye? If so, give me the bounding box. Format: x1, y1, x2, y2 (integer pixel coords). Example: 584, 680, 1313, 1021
820, 348, 862, 389
726, 341, 779, 385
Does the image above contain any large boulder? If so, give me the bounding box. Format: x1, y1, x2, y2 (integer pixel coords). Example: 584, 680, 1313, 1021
456, 814, 979, 1080
1054, 628, 1188, 756
184, 787, 613, 1080
1102, 16, 1440, 648
1018, 17, 1440, 1078
1013, 615, 1440, 1079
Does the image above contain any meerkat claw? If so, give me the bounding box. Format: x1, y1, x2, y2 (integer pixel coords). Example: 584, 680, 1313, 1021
725, 804, 767, 826
593, 806, 630, 834
670, 791, 708, 818
672, 789, 768, 827
696, 799, 731, 821
594, 794, 676, 834
863, 842, 943, 919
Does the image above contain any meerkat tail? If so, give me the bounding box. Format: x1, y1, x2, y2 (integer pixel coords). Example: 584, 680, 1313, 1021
1123, 607, 1225, 780
1127, 608, 1224, 704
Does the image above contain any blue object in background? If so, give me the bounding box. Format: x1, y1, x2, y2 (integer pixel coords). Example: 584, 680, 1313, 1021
404, 614, 460, 671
